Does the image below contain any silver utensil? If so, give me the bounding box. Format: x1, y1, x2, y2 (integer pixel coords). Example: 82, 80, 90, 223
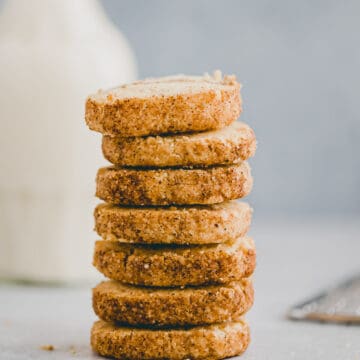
288, 274, 360, 324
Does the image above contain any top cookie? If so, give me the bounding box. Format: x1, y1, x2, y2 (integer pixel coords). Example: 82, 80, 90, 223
85, 71, 241, 137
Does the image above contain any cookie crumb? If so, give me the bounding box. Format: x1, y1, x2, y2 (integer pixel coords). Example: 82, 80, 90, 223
69, 345, 77, 355
40, 344, 55, 351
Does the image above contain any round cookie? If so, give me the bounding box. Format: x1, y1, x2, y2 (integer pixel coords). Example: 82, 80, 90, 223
94, 201, 252, 245
85, 72, 241, 137
92, 279, 253, 326
93, 237, 256, 287
96, 162, 253, 206
102, 121, 256, 167
91, 320, 250, 360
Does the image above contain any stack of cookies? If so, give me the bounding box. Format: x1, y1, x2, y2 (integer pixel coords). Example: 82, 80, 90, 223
85, 71, 257, 360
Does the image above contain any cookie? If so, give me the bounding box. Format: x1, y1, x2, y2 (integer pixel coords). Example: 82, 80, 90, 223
85, 71, 241, 137
93, 237, 256, 287
102, 121, 256, 167
91, 320, 250, 360
96, 162, 253, 206
94, 201, 251, 245
93, 279, 253, 326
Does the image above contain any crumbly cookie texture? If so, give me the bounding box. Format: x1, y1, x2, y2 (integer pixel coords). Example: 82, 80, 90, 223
85, 72, 241, 137
102, 121, 256, 167
96, 162, 253, 206
93, 237, 256, 287
93, 279, 253, 326
91, 319, 250, 360
94, 201, 252, 245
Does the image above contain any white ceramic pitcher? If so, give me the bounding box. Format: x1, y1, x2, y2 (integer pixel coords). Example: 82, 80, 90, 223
0, 0, 137, 282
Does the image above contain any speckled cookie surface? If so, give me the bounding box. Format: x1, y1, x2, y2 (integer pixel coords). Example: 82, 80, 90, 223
93, 237, 256, 287
92, 279, 253, 326
102, 121, 256, 167
85, 73, 241, 137
91, 319, 250, 360
96, 162, 253, 206
94, 201, 252, 245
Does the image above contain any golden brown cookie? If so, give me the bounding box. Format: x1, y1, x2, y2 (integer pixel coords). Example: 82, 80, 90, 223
93, 237, 256, 287
91, 320, 250, 360
102, 121, 256, 167
85, 72, 241, 137
94, 201, 252, 245
92, 279, 253, 326
96, 162, 253, 206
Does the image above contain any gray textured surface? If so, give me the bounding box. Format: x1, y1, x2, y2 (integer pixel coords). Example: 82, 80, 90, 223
1, 218, 360, 359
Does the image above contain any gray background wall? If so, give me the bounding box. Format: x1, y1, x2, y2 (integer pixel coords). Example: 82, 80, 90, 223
1, 0, 358, 217
100, 0, 360, 217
